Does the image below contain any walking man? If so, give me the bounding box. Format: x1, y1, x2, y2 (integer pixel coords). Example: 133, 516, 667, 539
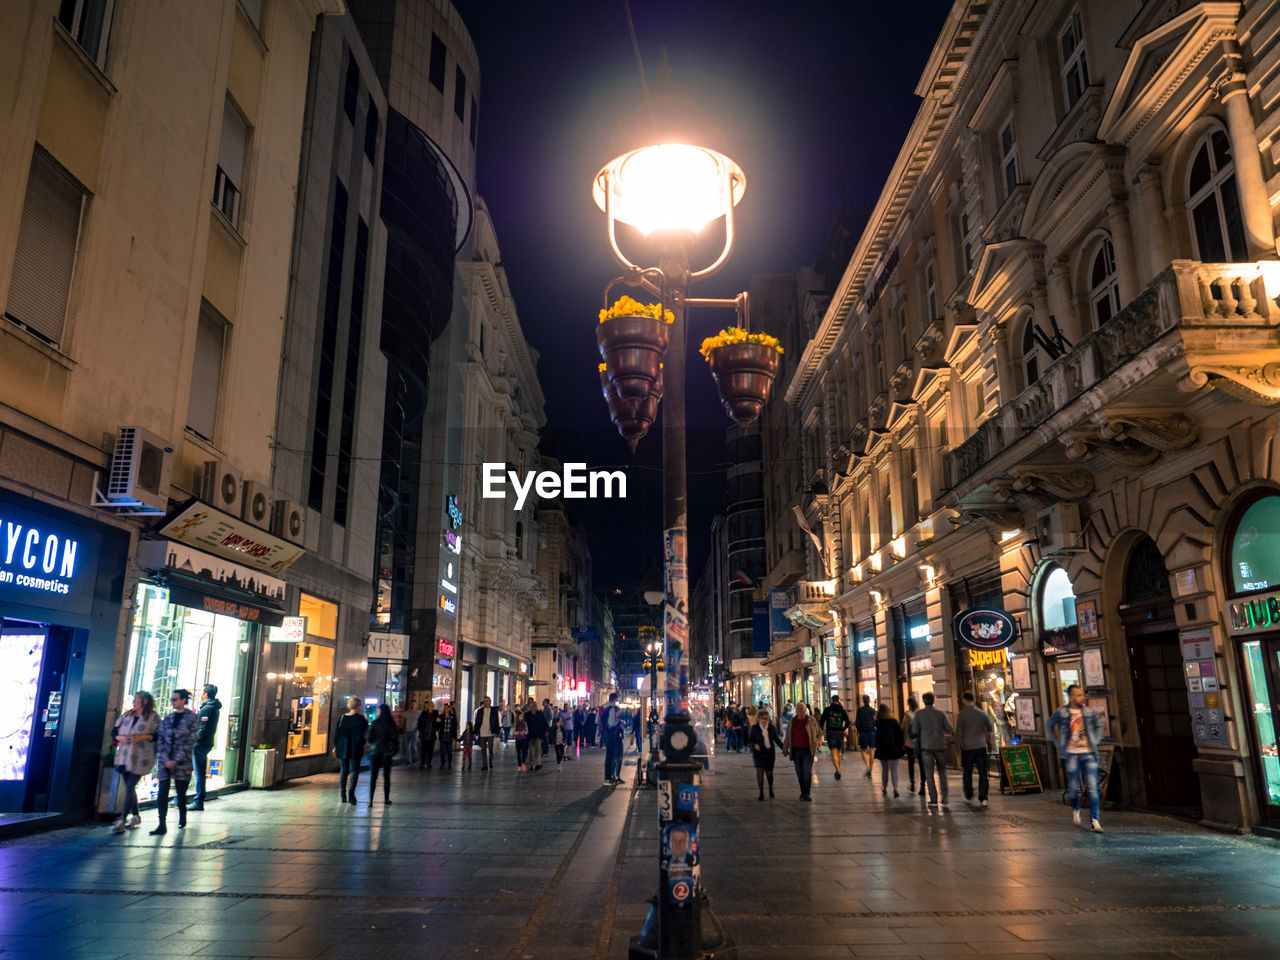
560, 704, 576, 759
854, 694, 877, 779
188, 684, 220, 810
525, 697, 547, 770
474, 696, 501, 770
909, 692, 953, 807
902, 696, 921, 795
499, 700, 512, 745
151, 689, 199, 834
602, 692, 624, 784
402, 699, 421, 766
955, 692, 995, 807
818, 694, 851, 780
781, 701, 822, 802
1048, 684, 1105, 832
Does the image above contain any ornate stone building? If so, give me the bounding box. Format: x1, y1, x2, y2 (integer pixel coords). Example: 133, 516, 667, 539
786, 0, 1280, 832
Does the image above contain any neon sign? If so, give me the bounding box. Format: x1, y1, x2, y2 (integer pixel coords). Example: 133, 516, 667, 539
439, 594, 456, 615
437, 638, 455, 657
446, 494, 463, 529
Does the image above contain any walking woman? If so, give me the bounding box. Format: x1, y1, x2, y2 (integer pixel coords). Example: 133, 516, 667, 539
332, 696, 368, 804
438, 703, 458, 770
417, 705, 437, 769
747, 707, 783, 800
151, 688, 199, 834
513, 710, 529, 771
902, 696, 920, 795
781, 702, 823, 802
873, 703, 906, 798
112, 691, 158, 833
366, 703, 398, 804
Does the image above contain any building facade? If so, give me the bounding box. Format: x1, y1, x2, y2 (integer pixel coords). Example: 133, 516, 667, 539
786, 0, 1280, 832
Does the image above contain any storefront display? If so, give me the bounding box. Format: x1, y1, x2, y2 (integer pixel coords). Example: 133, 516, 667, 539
895, 603, 932, 712
853, 621, 877, 704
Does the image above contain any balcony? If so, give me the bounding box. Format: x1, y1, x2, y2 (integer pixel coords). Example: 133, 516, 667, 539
945, 261, 1280, 490
784, 579, 837, 630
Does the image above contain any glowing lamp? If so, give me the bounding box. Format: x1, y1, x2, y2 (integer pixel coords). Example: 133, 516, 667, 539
593, 143, 745, 236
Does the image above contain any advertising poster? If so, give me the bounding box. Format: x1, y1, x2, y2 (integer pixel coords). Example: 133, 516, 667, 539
662, 822, 699, 879
664, 526, 690, 714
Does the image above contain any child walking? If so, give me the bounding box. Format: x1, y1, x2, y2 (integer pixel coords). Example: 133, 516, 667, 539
461, 721, 475, 771
514, 711, 529, 771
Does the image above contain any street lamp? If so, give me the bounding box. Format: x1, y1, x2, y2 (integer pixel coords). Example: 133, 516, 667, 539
593, 69, 741, 960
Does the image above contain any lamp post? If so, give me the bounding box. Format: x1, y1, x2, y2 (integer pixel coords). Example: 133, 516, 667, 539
593, 74, 741, 960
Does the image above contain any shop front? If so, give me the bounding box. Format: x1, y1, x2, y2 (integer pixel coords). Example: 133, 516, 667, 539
432, 636, 456, 709
1224, 492, 1280, 829
893, 600, 932, 713
0, 489, 127, 821
366, 630, 409, 715
852, 620, 877, 706
125, 539, 287, 806
952, 606, 1019, 749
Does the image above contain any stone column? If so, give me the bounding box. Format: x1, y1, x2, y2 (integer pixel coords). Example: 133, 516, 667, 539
1106, 200, 1141, 305
1047, 259, 1082, 343
1136, 165, 1173, 279
1218, 69, 1276, 258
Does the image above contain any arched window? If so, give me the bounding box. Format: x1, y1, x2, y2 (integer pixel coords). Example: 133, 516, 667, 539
1187, 127, 1248, 263
1021, 314, 1041, 390
1229, 494, 1280, 594
1089, 237, 1122, 328
1040, 566, 1078, 631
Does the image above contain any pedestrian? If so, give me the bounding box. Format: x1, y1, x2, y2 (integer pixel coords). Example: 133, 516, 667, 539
854, 694, 877, 779
560, 705, 576, 759
188, 684, 221, 811
781, 701, 822, 802
332, 695, 368, 804
552, 716, 567, 766
781, 702, 794, 738
601, 692, 624, 783
747, 707, 782, 800
439, 703, 458, 770
818, 694, 851, 780
901, 696, 921, 795
956, 691, 996, 808
909, 692, 953, 807
366, 703, 398, 804
574, 706, 586, 748
460, 721, 474, 771
541, 699, 553, 758
584, 707, 598, 747
403, 699, 422, 765
1048, 683, 1105, 832
474, 696, 501, 770
873, 703, 905, 798
513, 710, 529, 770
500, 700, 513, 745
417, 704, 436, 769
150, 688, 199, 835
525, 698, 547, 770
111, 690, 158, 834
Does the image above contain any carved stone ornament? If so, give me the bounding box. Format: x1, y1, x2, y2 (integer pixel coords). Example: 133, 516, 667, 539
1061, 427, 1159, 467
1099, 412, 1198, 450
955, 504, 1025, 538
1009, 464, 1095, 501
1179, 362, 1280, 405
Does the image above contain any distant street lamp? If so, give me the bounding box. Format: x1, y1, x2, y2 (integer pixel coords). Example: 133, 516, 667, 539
592, 68, 743, 960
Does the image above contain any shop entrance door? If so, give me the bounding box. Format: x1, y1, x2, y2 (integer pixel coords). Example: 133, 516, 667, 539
1241, 637, 1280, 823
0, 625, 72, 813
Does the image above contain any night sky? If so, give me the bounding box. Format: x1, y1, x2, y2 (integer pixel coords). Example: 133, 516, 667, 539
454, 0, 955, 586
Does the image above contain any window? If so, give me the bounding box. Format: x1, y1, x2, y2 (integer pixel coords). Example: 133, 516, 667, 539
1040, 566, 1078, 632
469, 95, 478, 147
1021, 316, 1041, 389
1229, 495, 1280, 593
364, 102, 379, 162
6, 148, 86, 346
966, 376, 985, 428
1089, 237, 1122, 328
1060, 8, 1089, 109
188, 303, 228, 441
454, 66, 467, 121
57, 0, 114, 68
334, 216, 368, 526
429, 33, 446, 92
309, 180, 347, 510
897, 305, 911, 366
904, 447, 919, 527
515, 521, 524, 558
924, 262, 938, 321
343, 55, 358, 122
961, 213, 974, 272
214, 99, 248, 227
878, 466, 893, 540
1000, 117, 1019, 195
1188, 128, 1247, 263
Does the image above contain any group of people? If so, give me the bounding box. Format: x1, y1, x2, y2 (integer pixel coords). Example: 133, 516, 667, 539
732, 687, 1105, 831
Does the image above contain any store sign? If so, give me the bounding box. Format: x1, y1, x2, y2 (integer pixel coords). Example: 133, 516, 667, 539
0, 496, 102, 617
280, 616, 306, 643
1225, 590, 1280, 635
497, 655, 511, 668
437, 638, 456, 657
368, 632, 409, 661
1040, 626, 1080, 658
166, 583, 284, 626
801, 646, 815, 664
437, 657, 453, 668
444, 529, 461, 553
439, 594, 456, 616
519, 661, 528, 674
769, 589, 791, 638
910, 656, 933, 675
968, 647, 1009, 670
158, 501, 304, 574
447, 494, 463, 529
953, 607, 1017, 651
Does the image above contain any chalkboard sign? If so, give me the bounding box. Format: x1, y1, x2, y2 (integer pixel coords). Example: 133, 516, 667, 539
1096, 744, 1115, 800
1000, 745, 1043, 793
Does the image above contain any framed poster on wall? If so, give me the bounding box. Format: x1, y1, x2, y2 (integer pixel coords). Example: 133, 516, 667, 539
1077, 600, 1099, 639
1086, 696, 1111, 738
1011, 654, 1032, 691
1082, 647, 1105, 689
1015, 696, 1035, 733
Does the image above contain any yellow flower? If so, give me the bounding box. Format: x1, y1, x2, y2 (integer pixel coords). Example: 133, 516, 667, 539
598, 362, 608, 373
698, 327, 784, 360
598, 295, 675, 324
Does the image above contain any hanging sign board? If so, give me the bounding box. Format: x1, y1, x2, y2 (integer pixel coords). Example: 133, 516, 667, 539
158, 501, 304, 574
1040, 626, 1080, 658
952, 608, 1017, 651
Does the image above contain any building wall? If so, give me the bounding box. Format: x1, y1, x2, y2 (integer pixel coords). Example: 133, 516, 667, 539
784, 0, 1280, 831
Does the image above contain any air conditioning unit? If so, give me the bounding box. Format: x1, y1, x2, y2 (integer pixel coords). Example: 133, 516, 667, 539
201, 459, 243, 515
104, 427, 174, 512
1037, 503, 1082, 553
272, 498, 306, 544
242, 481, 272, 527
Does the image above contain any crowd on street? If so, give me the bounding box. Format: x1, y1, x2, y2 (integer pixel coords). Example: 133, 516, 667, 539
108, 681, 1106, 835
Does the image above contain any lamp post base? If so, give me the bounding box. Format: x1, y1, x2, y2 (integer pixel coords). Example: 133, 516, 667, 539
628, 893, 737, 960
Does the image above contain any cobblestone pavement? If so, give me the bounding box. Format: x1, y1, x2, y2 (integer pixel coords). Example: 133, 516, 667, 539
2, 742, 1279, 959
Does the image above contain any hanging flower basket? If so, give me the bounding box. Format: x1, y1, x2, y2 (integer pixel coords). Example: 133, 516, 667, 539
700, 329, 782, 426
597, 296, 672, 401
601, 362, 662, 449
